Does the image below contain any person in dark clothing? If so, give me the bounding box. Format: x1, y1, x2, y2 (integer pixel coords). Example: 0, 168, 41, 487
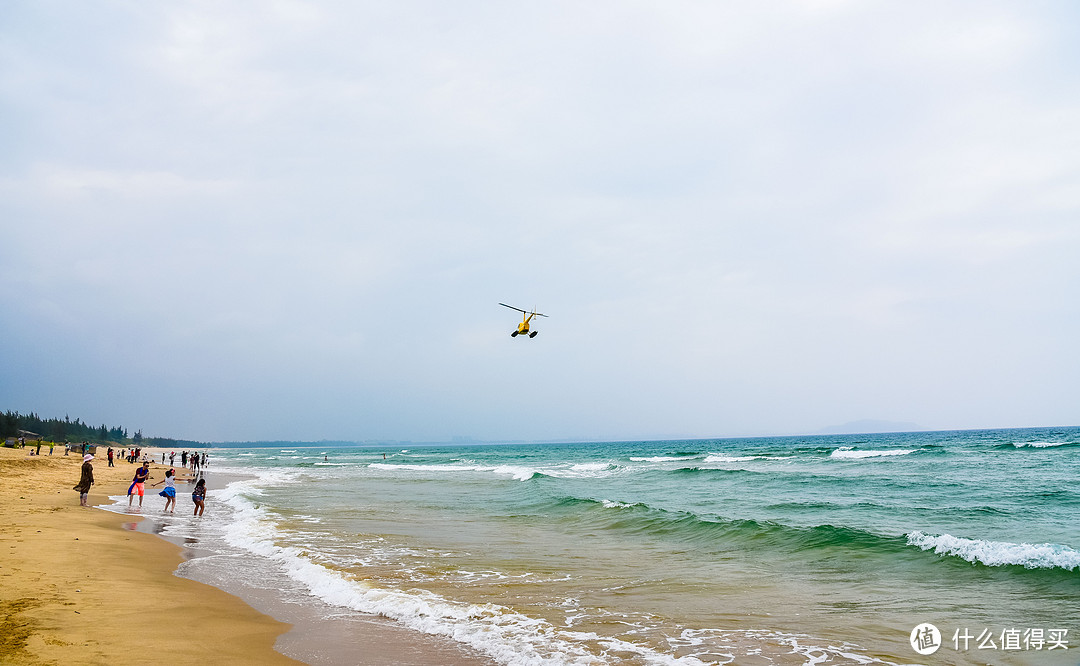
73, 454, 95, 506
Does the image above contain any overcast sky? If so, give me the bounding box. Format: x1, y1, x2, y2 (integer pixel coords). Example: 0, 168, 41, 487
2, 1, 1078, 443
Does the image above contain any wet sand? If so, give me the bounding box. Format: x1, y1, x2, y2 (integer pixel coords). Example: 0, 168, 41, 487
0, 445, 298, 665
0, 444, 494, 666
129, 467, 495, 666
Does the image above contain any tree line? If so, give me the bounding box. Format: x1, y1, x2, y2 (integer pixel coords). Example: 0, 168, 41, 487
1, 410, 203, 449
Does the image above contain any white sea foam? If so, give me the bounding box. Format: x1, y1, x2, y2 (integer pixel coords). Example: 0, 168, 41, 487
671, 629, 889, 665
492, 465, 540, 481
629, 455, 700, 463
829, 448, 915, 459
369, 463, 482, 473
544, 463, 620, 479
215, 475, 703, 665
368, 462, 537, 481
367, 461, 620, 482
907, 531, 1080, 571
1013, 441, 1071, 448
697, 454, 795, 464
571, 462, 614, 472
703, 455, 760, 463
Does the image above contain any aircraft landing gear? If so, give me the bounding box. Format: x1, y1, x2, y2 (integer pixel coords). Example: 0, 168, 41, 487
529, 331, 538, 338
511, 331, 518, 337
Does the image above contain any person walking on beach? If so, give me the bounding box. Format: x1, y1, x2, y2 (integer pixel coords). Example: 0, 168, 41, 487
73, 454, 95, 506
128, 461, 151, 508
152, 469, 177, 513
107, 447, 114, 467
191, 478, 206, 517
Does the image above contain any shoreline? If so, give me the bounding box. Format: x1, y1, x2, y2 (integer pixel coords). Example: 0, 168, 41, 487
122, 465, 495, 665
1, 444, 494, 666
0, 445, 299, 665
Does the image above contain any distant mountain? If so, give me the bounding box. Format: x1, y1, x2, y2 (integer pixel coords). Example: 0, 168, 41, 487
816, 419, 926, 435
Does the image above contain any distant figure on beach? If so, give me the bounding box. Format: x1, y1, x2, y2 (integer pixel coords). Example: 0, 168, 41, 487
128, 462, 151, 507
169, 451, 175, 466
191, 451, 200, 473
107, 447, 114, 467
191, 478, 206, 517
152, 469, 177, 513
73, 454, 95, 506
49, 443, 54, 455
181, 451, 188, 467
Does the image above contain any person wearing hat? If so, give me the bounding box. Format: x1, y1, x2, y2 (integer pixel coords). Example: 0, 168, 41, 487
73, 454, 95, 507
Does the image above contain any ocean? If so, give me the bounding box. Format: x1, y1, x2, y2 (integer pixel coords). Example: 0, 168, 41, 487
104, 427, 1080, 665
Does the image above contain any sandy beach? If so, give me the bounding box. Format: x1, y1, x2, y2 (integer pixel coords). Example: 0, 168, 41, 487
0, 444, 299, 666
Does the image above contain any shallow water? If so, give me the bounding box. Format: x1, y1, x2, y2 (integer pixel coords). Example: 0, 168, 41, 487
104, 428, 1080, 664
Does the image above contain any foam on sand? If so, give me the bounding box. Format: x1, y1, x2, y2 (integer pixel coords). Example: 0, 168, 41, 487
216, 473, 710, 665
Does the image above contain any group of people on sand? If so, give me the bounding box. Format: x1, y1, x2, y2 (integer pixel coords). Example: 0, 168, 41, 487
22, 438, 54, 456
73, 454, 207, 516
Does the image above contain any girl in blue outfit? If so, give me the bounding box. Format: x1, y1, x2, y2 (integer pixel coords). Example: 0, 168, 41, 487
152, 468, 177, 513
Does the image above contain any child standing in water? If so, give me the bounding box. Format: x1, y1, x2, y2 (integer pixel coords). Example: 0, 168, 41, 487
191, 478, 206, 517
152, 469, 177, 513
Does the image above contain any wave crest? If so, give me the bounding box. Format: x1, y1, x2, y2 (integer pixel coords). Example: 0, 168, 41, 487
906, 531, 1080, 571
1012, 441, 1078, 448
830, 448, 915, 459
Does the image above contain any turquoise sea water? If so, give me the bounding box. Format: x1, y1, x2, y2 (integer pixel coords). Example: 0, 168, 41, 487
114, 427, 1080, 664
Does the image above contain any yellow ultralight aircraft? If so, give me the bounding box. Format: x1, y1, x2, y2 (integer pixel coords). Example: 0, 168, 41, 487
499, 303, 548, 338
